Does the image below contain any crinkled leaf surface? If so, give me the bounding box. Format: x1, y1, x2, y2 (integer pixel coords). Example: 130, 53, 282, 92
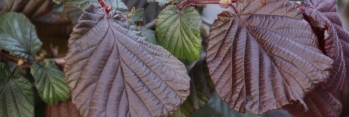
302, 0, 349, 92
206, 0, 333, 115
0, 13, 42, 60
283, 88, 342, 117
156, 5, 202, 61
140, 28, 158, 45
46, 99, 80, 117
64, 5, 190, 117
0, 0, 53, 18
53, 0, 127, 10
172, 57, 214, 117
0, 61, 34, 117
31, 60, 70, 105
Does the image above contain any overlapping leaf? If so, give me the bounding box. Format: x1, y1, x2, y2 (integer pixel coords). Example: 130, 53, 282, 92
31, 60, 70, 105
284, 88, 342, 117
0, 13, 42, 60
177, 0, 221, 9
53, 0, 127, 10
46, 99, 80, 117
191, 92, 262, 117
122, 0, 164, 24
147, 0, 171, 6
334, 86, 349, 117
0, 0, 53, 18
64, 5, 190, 117
0, 61, 34, 117
156, 5, 202, 61
140, 28, 158, 45
172, 57, 214, 117
206, 0, 333, 115
302, 0, 349, 92
128, 8, 144, 24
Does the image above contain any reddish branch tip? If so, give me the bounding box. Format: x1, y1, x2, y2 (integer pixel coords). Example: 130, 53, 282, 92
299, 6, 307, 12
98, 0, 112, 16
177, 1, 188, 10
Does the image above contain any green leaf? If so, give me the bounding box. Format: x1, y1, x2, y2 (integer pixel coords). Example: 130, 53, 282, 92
0, 13, 42, 60
130, 8, 143, 23
107, 0, 128, 10
140, 28, 158, 45
53, 0, 128, 10
191, 92, 261, 117
147, 0, 171, 6
156, 5, 202, 61
30, 61, 70, 105
172, 57, 214, 117
0, 61, 34, 117
122, 0, 164, 24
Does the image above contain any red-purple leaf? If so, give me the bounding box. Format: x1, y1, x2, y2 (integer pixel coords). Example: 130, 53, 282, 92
302, 0, 349, 93
64, 5, 190, 117
0, 0, 53, 19
334, 86, 349, 117
284, 88, 342, 117
46, 99, 81, 117
206, 0, 333, 115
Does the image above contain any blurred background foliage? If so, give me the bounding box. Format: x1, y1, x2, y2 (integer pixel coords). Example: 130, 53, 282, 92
0, 0, 348, 117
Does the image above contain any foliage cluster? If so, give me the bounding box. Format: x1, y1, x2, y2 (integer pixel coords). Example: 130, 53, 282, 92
0, 0, 349, 117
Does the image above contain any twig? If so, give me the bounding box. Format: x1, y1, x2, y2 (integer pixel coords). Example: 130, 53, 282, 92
0, 51, 32, 66
98, 0, 112, 16
144, 19, 157, 29
45, 58, 66, 65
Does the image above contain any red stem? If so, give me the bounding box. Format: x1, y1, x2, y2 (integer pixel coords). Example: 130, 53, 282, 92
98, 0, 112, 16
0, 51, 32, 66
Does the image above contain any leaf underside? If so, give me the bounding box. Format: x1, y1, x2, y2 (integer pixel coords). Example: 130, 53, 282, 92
172, 57, 214, 117
283, 88, 342, 117
206, 0, 333, 115
0, 13, 42, 60
302, 0, 349, 93
31, 61, 70, 105
65, 5, 190, 117
0, 61, 34, 117
46, 99, 81, 117
156, 5, 202, 61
